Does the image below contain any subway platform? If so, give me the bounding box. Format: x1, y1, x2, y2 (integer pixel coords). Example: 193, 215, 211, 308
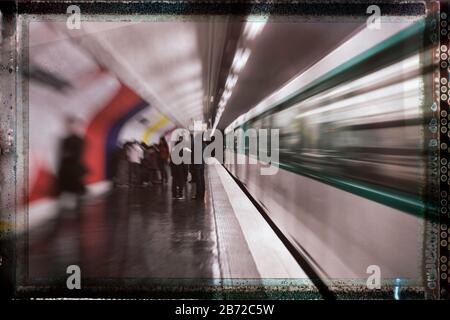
24, 159, 316, 298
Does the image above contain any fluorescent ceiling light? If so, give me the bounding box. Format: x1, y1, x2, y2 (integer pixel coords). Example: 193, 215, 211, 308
222, 89, 232, 101
225, 73, 238, 90
243, 21, 267, 40
232, 48, 251, 73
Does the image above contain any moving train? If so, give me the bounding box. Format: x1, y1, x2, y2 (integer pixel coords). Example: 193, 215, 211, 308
224, 18, 434, 288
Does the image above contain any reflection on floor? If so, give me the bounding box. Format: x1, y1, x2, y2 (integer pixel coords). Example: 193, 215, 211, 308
29, 163, 264, 284
25, 164, 317, 298
29, 176, 223, 280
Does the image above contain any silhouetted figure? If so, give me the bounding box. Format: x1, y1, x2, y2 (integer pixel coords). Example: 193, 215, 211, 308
114, 143, 130, 187
127, 141, 144, 188
140, 142, 151, 186
57, 117, 87, 196
191, 132, 206, 200
109, 145, 122, 183
142, 144, 161, 185
158, 136, 170, 184
170, 137, 188, 199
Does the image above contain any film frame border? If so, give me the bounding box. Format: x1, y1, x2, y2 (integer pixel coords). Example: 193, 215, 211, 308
438, 0, 450, 301
0, 0, 447, 300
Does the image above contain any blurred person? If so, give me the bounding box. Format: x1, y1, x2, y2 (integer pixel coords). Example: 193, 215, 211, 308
140, 142, 151, 186
170, 137, 188, 199
158, 136, 170, 184
127, 140, 144, 188
191, 131, 206, 200
188, 162, 195, 184
109, 144, 122, 185
57, 117, 87, 204
144, 144, 161, 184
150, 144, 162, 183
115, 142, 130, 187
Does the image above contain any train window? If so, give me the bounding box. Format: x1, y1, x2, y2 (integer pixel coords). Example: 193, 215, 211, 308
272, 107, 302, 155
251, 118, 262, 157
262, 115, 273, 156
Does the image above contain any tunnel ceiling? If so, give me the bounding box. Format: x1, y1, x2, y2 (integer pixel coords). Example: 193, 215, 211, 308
61, 18, 236, 129
57, 18, 364, 130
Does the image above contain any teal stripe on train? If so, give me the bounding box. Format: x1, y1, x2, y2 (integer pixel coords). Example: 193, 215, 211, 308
228, 18, 437, 220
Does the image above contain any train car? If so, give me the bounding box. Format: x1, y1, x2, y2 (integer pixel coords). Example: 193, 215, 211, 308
224, 18, 434, 289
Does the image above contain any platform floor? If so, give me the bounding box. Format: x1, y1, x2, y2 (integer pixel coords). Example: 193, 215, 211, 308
27, 161, 307, 283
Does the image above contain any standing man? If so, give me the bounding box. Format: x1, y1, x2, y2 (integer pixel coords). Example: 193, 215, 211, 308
191, 131, 205, 200
170, 136, 188, 199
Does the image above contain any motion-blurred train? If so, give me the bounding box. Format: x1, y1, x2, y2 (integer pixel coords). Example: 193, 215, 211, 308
225, 19, 434, 287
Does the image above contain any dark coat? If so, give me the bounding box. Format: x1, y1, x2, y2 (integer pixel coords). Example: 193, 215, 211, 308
170, 150, 188, 183
57, 134, 87, 194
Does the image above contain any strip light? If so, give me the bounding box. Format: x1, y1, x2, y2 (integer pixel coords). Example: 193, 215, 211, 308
212, 19, 267, 134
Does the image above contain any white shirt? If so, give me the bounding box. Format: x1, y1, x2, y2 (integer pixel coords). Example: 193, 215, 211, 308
127, 144, 144, 164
